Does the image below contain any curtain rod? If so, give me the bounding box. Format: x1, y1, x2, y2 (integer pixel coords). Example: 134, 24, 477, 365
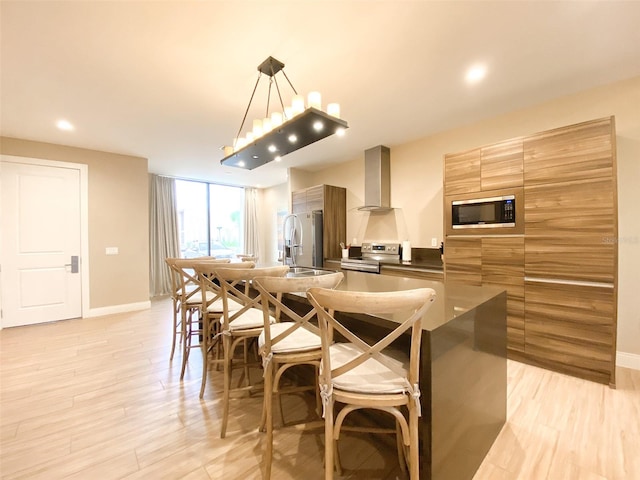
150, 172, 257, 190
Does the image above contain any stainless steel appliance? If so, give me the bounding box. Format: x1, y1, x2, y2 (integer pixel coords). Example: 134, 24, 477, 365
451, 194, 515, 229
340, 242, 401, 273
282, 210, 323, 268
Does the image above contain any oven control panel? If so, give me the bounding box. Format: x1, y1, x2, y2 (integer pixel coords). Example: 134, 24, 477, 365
361, 242, 401, 255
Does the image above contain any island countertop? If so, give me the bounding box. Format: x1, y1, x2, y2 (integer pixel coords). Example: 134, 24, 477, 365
280, 269, 507, 480
332, 269, 502, 331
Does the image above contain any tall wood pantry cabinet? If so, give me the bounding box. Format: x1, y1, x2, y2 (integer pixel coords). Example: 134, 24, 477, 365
291, 184, 346, 264
444, 117, 618, 385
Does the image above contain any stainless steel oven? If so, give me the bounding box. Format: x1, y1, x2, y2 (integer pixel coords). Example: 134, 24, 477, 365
340, 242, 400, 273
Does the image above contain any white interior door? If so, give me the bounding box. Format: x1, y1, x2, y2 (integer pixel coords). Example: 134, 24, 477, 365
1, 161, 82, 327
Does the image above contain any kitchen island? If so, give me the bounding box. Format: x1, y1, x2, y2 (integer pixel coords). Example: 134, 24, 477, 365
285, 270, 507, 480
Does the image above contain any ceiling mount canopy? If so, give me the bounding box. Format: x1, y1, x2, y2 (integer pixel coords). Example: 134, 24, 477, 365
220, 56, 349, 170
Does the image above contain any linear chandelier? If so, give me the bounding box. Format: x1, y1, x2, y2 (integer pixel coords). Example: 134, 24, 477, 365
220, 56, 349, 170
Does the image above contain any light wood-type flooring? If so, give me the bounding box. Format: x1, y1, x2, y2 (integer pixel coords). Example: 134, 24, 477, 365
1, 297, 638, 479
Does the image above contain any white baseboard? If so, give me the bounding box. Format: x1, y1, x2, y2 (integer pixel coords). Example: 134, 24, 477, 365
87, 300, 151, 318
617, 351, 640, 371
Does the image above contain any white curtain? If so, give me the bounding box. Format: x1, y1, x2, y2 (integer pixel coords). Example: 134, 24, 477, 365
149, 174, 180, 296
243, 187, 260, 259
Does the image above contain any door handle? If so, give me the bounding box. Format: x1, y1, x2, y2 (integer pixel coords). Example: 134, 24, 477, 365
65, 255, 79, 273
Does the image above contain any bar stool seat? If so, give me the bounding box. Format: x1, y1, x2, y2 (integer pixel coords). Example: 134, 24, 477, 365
206, 297, 243, 314
327, 343, 408, 393
258, 323, 321, 353
228, 307, 273, 331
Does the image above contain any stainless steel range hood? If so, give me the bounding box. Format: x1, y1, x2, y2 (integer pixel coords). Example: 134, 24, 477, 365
358, 145, 393, 212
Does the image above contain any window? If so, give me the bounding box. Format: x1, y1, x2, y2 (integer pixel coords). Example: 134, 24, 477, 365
175, 180, 244, 258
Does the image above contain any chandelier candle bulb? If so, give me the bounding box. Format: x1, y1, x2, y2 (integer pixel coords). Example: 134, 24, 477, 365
271, 112, 283, 127
284, 106, 294, 120
262, 117, 272, 133
291, 95, 305, 115
307, 91, 321, 110
327, 103, 341, 118
252, 119, 263, 138
245, 132, 254, 143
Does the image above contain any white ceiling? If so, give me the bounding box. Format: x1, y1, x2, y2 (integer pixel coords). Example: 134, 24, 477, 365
2, 1, 640, 188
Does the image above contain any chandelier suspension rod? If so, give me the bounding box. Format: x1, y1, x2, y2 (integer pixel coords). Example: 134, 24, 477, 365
234, 72, 263, 147
266, 77, 273, 118
267, 61, 291, 118
280, 69, 298, 96
272, 74, 287, 116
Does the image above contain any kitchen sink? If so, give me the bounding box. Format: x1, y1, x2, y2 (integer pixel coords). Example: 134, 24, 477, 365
286, 266, 337, 277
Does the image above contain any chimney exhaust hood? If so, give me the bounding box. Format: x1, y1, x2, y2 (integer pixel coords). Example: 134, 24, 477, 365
358, 145, 393, 212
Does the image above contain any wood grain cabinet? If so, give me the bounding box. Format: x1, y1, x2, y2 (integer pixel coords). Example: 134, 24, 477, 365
524, 280, 615, 385
443, 116, 617, 385
444, 237, 482, 286
445, 236, 525, 354
522, 117, 617, 385
444, 138, 523, 196
481, 138, 524, 191
444, 148, 481, 195
291, 184, 346, 262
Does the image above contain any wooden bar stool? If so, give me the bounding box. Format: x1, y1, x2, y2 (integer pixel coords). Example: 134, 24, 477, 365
192, 260, 255, 398
215, 265, 290, 438
307, 286, 436, 479
253, 272, 344, 479
170, 257, 230, 379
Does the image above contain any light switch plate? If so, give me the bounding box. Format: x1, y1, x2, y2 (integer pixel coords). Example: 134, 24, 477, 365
106, 247, 119, 255
431, 238, 438, 247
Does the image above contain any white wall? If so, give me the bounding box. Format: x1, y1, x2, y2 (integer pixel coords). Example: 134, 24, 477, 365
257, 182, 288, 264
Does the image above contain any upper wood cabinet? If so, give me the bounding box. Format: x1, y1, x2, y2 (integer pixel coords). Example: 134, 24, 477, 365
291, 184, 346, 262
292, 184, 329, 214
481, 138, 524, 191
443, 148, 480, 195
524, 117, 617, 284
444, 139, 523, 196
523, 117, 615, 186
291, 190, 307, 214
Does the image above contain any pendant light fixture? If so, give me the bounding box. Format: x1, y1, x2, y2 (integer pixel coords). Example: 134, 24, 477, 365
220, 56, 349, 170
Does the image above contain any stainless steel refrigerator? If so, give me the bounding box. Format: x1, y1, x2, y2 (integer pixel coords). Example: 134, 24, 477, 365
282, 210, 323, 268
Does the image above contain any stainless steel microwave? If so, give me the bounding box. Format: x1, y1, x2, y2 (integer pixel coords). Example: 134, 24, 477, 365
452, 195, 516, 229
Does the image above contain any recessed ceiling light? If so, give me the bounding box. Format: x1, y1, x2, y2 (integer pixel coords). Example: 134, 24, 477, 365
313, 121, 324, 132
288, 134, 297, 143
275, 156, 282, 162
465, 64, 487, 84
56, 119, 74, 131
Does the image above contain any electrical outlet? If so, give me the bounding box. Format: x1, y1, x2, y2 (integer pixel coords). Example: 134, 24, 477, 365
431, 238, 438, 247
